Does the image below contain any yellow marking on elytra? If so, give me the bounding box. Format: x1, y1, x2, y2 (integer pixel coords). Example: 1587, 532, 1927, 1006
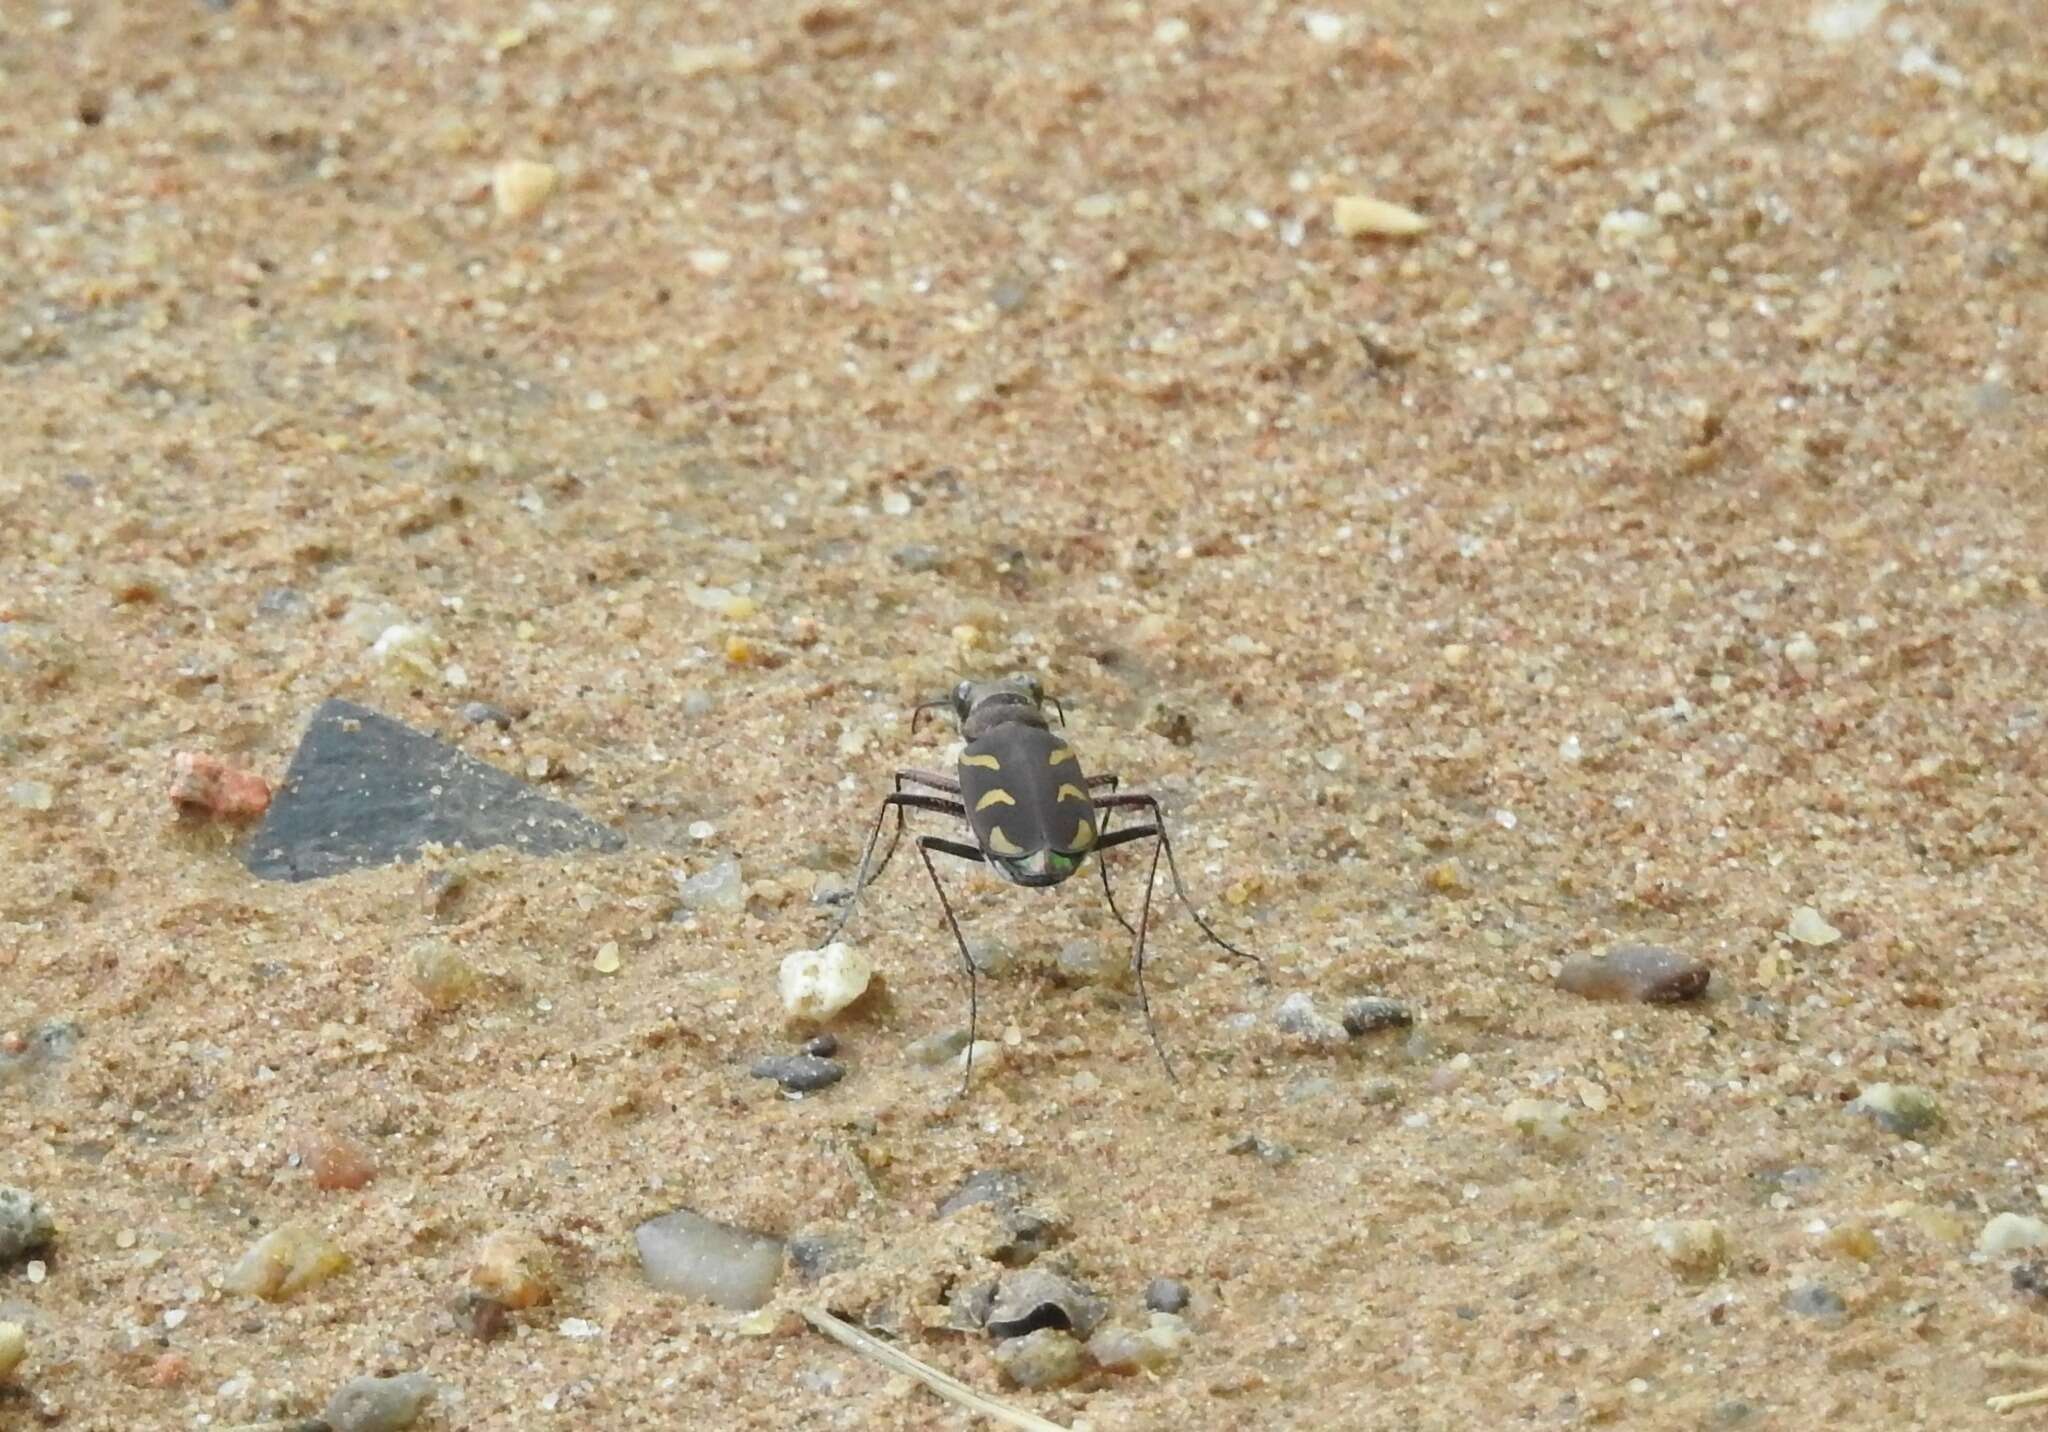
1070, 817, 1096, 850
1047, 746, 1076, 766
961, 753, 1002, 770
987, 824, 1024, 856
1055, 783, 1089, 806
975, 788, 1016, 811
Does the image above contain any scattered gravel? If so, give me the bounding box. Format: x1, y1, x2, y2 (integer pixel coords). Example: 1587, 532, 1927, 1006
634, 1208, 783, 1310
320, 1371, 437, 1432
749, 1053, 845, 1094
0, 1187, 56, 1264
1556, 945, 1711, 1004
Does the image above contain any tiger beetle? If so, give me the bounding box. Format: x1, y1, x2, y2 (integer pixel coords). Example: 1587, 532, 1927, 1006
825, 673, 1262, 1086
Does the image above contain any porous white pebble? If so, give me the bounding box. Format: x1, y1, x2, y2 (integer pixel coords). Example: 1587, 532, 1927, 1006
779, 942, 872, 1020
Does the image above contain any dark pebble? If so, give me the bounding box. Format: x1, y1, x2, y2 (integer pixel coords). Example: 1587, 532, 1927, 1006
1556, 944, 1711, 1004
1341, 997, 1414, 1037
1144, 1277, 1190, 1314
802, 1033, 840, 1059
787, 1229, 860, 1283
948, 1278, 998, 1331
1783, 1284, 1847, 1323
938, 1169, 1030, 1219
749, 1054, 844, 1093
2015, 1261, 2048, 1301
985, 1268, 1106, 1341
936, 1169, 1061, 1265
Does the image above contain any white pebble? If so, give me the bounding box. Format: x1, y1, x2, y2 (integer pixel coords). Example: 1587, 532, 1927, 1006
0, 1321, 23, 1381
1980, 1213, 2048, 1256
1787, 905, 1841, 947
688, 249, 733, 276
1302, 11, 1347, 43
1807, 0, 1884, 43
1333, 194, 1430, 237
779, 941, 873, 1020
493, 159, 557, 219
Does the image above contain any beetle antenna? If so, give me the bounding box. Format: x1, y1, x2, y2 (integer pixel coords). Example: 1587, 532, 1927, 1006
910, 698, 953, 736
1046, 696, 1067, 727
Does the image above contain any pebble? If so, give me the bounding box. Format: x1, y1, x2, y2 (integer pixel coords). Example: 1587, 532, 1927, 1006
1503, 1098, 1574, 1147
0, 1321, 24, 1382
6, 779, 53, 811
1144, 1277, 1191, 1314
749, 1053, 845, 1093
406, 940, 479, 1011
492, 159, 557, 219
675, 857, 745, 913
2013, 1262, 2048, 1301
802, 1033, 839, 1058
1086, 1311, 1192, 1373
1333, 193, 1430, 237
634, 1208, 783, 1310
779, 941, 873, 1020
993, 1328, 1086, 1389
0, 1186, 55, 1263
168, 751, 272, 821
302, 1134, 377, 1191
1651, 1219, 1727, 1280
592, 942, 622, 975
985, 1268, 1107, 1340
890, 543, 944, 573
786, 1230, 860, 1283
1848, 1082, 1939, 1138
1787, 905, 1842, 947
1053, 939, 1124, 987
471, 1229, 556, 1309
904, 1028, 969, 1067
937, 1170, 1060, 1265
1556, 945, 1711, 1004
455, 1291, 509, 1341
1273, 992, 1346, 1047
321, 1372, 437, 1432
1226, 1133, 1294, 1166
1340, 997, 1414, 1036
938, 1169, 1030, 1219
222, 1225, 349, 1301
459, 701, 513, 729
1783, 1284, 1847, 1324
1980, 1214, 2048, 1256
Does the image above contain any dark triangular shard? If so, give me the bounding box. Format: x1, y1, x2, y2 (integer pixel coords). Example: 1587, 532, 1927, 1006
246, 698, 625, 882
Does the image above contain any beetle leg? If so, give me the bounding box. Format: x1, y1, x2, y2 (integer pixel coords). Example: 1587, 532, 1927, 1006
1091, 793, 1262, 970
826, 791, 966, 940
915, 834, 989, 1095
1091, 823, 1175, 1082
1083, 773, 1137, 937
858, 768, 965, 887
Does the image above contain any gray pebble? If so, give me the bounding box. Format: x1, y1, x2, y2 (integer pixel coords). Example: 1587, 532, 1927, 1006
749, 1054, 844, 1094
801, 1033, 839, 1059
1556, 944, 1711, 1003
320, 1371, 437, 1432
1341, 997, 1414, 1036
937, 1169, 1030, 1219
255, 587, 310, 621
0, 1186, 55, 1263
787, 1230, 860, 1283
458, 701, 513, 729
1783, 1284, 1847, 1324
891, 544, 944, 573
986, 1268, 1107, 1340
905, 1028, 970, 1067
1144, 1277, 1191, 1314
1273, 992, 1346, 1046
1226, 1133, 1294, 1166
948, 1278, 998, 1331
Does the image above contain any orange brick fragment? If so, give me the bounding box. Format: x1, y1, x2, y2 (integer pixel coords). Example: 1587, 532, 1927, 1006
168, 752, 271, 820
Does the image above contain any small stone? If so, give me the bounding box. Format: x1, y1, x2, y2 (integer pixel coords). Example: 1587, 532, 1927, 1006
937, 1169, 1030, 1219
1787, 906, 1841, 947
1650, 1219, 1728, 1280
222, 1224, 349, 1301
778, 941, 873, 1019
985, 1268, 1107, 1340
1808, 0, 1885, 42
1848, 1082, 1940, 1138
1225, 1133, 1294, 1165
1053, 939, 1123, 987
1087, 1311, 1192, 1373
456, 1291, 509, 1340
786, 1230, 860, 1283
493, 159, 557, 219
675, 857, 745, 913
1333, 193, 1430, 237
749, 1053, 845, 1094
1783, 633, 1820, 679
1556, 945, 1711, 1004
471, 1229, 556, 1310
993, 1328, 1086, 1389
1821, 1224, 1880, 1262
0, 1187, 55, 1263
948, 1278, 1000, 1331
1503, 1098, 1574, 1146
634, 1208, 783, 1310
0, 1321, 24, 1382
459, 701, 513, 729
1424, 859, 1468, 894
321, 1371, 438, 1432
688, 248, 733, 276
802, 1033, 839, 1058
6, 779, 53, 811
1980, 1213, 2048, 1256
1340, 997, 1414, 1036
168, 751, 271, 821
369, 623, 441, 681
1273, 992, 1346, 1047
891, 543, 944, 573
302, 1134, 378, 1191
1783, 1283, 1847, 1324
2013, 1261, 2048, 1300
1144, 1277, 1191, 1314
904, 1028, 970, 1067
406, 940, 479, 1011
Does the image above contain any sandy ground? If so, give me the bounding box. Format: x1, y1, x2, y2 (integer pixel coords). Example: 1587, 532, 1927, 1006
4, 0, 2048, 1427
